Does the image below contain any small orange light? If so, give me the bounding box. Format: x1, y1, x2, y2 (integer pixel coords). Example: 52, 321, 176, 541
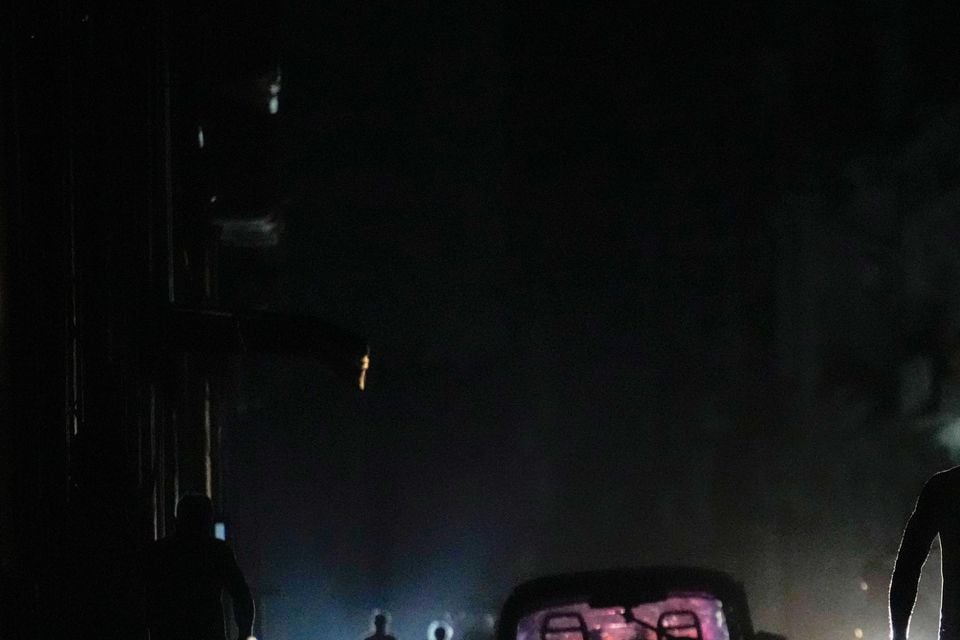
358, 351, 370, 391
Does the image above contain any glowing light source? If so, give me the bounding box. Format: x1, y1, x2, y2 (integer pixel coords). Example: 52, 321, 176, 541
936, 419, 960, 459
428, 621, 454, 640
197, 126, 205, 149
860, 581, 869, 591
268, 68, 282, 114
358, 351, 370, 391
214, 522, 226, 540
855, 629, 864, 639
212, 215, 282, 247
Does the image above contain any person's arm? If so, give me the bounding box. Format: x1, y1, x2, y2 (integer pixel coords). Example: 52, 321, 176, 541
222, 545, 255, 639
890, 476, 940, 640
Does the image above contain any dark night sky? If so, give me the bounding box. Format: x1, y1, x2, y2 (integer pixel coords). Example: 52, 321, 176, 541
202, 4, 960, 640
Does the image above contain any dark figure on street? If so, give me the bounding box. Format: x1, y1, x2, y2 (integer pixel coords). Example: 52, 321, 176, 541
366, 614, 398, 640
141, 494, 254, 640
891, 467, 960, 640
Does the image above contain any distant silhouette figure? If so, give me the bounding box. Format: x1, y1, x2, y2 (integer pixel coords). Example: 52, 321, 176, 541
890, 468, 960, 640
366, 614, 398, 640
141, 494, 254, 640
435, 626, 448, 640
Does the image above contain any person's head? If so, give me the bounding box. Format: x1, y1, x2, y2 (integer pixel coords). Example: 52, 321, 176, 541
435, 627, 447, 640
175, 494, 214, 537
374, 614, 387, 633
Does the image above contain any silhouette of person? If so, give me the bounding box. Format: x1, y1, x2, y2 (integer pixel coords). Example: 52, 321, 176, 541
366, 614, 398, 640
141, 494, 254, 640
435, 626, 448, 640
890, 468, 960, 640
